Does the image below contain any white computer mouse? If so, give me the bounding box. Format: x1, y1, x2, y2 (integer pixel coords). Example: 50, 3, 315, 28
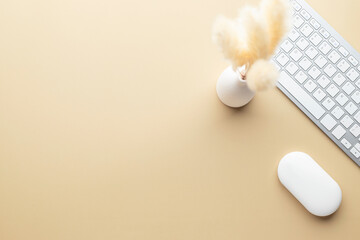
278, 152, 342, 217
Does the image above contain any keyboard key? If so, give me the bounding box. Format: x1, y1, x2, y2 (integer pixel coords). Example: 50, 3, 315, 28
293, 15, 304, 28
313, 88, 326, 101
314, 55, 327, 68
278, 71, 325, 119
324, 64, 336, 77
317, 75, 330, 88
350, 124, 360, 137
319, 28, 330, 38
319, 41, 331, 55
329, 37, 339, 47
346, 69, 359, 81
304, 80, 317, 92
320, 114, 337, 130
309, 32, 322, 46
352, 91, 360, 104
355, 79, 360, 88
326, 84, 339, 97
341, 115, 354, 128
310, 19, 320, 29
299, 57, 312, 70
350, 147, 360, 158
288, 29, 300, 41
355, 111, 360, 123
290, 48, 303, 61
345, 102, 358, 115
309, 66, 321, 79
322, 97, 335, 110
295, 71, 308, 83
337, 59, 350, 73
296, 37, 309, 50
332, 125, 346, 139
328, 50, 341, 64
305, 46, 318, 59
348, 56, 358, 66
281, 40, 294, 52
338, 46, 349, 57
341, 138, 352, 149
356, 143, 360, 152
300, 24, 314, 37
331, 106, 345, 119
300, 9, 311, 20
333, 73, 346, 86
342, 82, 355, 95
276, 53, 289, 66
292, 1, 301, 11
286, 62, 299, 75
335, 93, 348, 106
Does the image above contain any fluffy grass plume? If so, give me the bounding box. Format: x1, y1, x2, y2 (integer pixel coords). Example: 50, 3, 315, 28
237, 7, 269, 66
212, 15, 248, 69
260, 0, 291, 56
212, 0, 291, 91
246, 60, 278, 91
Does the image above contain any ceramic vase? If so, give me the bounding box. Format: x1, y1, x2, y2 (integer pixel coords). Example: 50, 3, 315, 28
216, 66, 255, 108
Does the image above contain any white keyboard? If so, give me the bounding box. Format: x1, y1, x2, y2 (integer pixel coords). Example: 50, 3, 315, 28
273, 0, 360, 166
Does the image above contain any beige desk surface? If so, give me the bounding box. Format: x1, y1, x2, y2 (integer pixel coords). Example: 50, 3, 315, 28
1, 0, 360, 239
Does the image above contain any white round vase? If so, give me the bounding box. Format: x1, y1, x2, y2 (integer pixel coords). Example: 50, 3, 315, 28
216, 66, 255, 108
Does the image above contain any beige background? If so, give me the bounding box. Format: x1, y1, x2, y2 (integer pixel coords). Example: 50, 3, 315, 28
0, 0, 360, 239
